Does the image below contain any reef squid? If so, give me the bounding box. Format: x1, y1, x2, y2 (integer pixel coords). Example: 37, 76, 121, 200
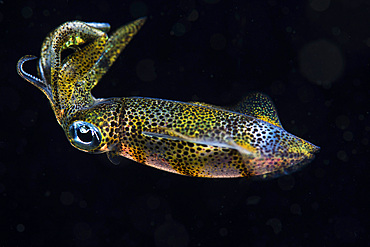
17, 18, 319, 179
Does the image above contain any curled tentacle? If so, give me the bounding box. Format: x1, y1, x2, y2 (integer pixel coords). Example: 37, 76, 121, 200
17, 55, 53, 103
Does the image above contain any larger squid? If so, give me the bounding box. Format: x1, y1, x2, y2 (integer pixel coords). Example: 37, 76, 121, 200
17, 17, 319, 179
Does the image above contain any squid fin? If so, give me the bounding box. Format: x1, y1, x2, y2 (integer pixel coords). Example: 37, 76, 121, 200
228, 92, 283, 128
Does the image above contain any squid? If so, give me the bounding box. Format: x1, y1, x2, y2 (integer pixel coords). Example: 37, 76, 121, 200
17, 17, 319, 179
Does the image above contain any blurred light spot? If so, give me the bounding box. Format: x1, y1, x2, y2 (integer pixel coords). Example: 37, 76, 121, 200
219, 227, 228, 236
187, 9, 199, 21
290, 203, 302, 215
16, 138, 27, 155
286, 26, 292, 33
333, 217, 364, 244
343, 131, 353, 141
278, 175, 295, 191
21, 6, 33, 19
130, 1, 148, 18
366, 38, 370, 47
337, 150, 348, 162
43, 9, 50, 16
361, 138, 368, 145
315, 168, 325, 178
147, 195, 160, 210
299, 40, 343, 87
270, 81, 286, 95
171, 22, 186, 37
282, 7, 289, 15
60, 191, 74, 206
335, 115, 350, 129
17, 224, 25, 232
266, 218, 282, 234
44, 190, 50, 197
155, 220, 189, 247
136, 59, 157, 82
79, 200, 87, 208
0, 183, 5, 193
310, 0, 331, 12
210, 33, 226, 50
311, 202, 319, 211
246, 195, 261, 205
331, 27, 341, 36
0, 162, 6, 175
203, 0, 220, 3
268, 0, 277, 6
74, 222, 91, 240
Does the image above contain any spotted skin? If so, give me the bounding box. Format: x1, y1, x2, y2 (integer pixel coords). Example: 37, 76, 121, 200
17, 18, 320, 179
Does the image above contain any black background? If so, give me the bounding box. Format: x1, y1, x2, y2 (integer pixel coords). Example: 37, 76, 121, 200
0, 0, 369, 246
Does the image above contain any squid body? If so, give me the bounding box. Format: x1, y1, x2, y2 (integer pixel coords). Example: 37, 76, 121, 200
17, 18, 319, 179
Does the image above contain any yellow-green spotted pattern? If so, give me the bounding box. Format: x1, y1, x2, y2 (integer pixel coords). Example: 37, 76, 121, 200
17, 18, 319, 179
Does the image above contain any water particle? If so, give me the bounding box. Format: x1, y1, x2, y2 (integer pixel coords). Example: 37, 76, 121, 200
310, 0, 331, 12
266, 218, 282, 234
311, 202, 319, 211
60, 191, 74, 206
290, 203, 302, 215
17, 224, 25, 232
366, 38, 370, 48
210, 33, 227, 50
203, 0, 220, 3
343, 131, 353, 141
360, 138, 368, 146
79, 200, 87, 208
331, 27, 341, 36
187, 9, 199, 21
74, 222, 91, 240
315, 168, 325, 178
43, 9, 50, 17
21, 6, 33, 19
246, 196, 261, 205
337, 150, 348, 162
281, 7, 289, 15
219, 227, 228, 236
335, 115, 350, 129
171, 22, 186, 37
0, 183, 5, 193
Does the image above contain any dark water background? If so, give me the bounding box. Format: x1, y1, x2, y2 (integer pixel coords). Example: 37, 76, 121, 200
0, 0, 369, 246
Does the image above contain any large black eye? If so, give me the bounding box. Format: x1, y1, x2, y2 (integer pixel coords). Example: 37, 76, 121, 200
68, 121, 102, 151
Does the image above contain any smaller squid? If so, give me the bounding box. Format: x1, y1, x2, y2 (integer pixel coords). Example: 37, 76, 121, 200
17, 18, 319, 179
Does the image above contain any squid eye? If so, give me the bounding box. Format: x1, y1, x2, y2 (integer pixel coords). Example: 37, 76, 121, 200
68, 121, 102, 151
